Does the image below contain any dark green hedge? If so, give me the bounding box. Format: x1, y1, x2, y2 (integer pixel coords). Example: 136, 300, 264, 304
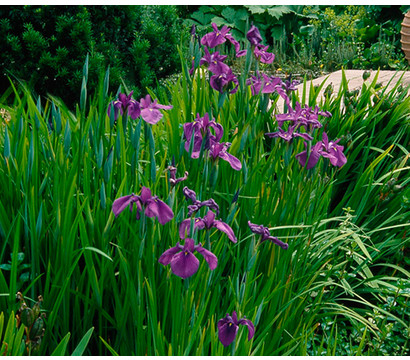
0, 5, 186, 106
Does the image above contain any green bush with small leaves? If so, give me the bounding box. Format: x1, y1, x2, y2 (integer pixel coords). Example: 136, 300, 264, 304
0, 5, 186, 107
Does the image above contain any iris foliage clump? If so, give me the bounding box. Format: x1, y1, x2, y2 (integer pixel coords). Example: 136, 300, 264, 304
0, 20, 409, 356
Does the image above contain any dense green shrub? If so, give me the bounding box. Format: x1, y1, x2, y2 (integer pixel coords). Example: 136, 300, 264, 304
0, 5, 185, 107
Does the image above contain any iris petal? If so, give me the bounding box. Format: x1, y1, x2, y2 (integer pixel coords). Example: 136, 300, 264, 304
112, 195, 135, 217
195, 244, 218, 270
217, 320, 239, 347
214, 220, 237, 243
238, 318, 255, 341
158, 244, 181, 265
140, 187, 152, 204
141, 108, 163, 125
179, 219, 191, 239
170, 251, 199, 279
155, 200, 174, 225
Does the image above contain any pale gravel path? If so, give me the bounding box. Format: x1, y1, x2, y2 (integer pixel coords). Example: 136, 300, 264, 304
274, 69, 410, 111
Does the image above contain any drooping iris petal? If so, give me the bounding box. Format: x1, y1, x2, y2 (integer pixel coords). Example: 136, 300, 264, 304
139, 95, 173, 125
263, 235, 289, 250
145, 199, 174, 225
294, 132, 314, 141
195, 244, 218, 270
134, 200, 143, 220
217, 317, 239, 347
170, 251, 200, 279
158, 243, 182, 265
213, 220, 237, 243
157, 200, 174, 225
154, 101, 173, 111
236, 49, 247, 57
333, 148, 347, 167
238, 318, 255, 341
112, 194, 136, 217
141, 108, 163, 125
221, 152, 242, 171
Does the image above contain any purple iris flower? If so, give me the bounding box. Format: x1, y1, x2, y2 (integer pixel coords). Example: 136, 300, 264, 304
183, 186, 198, 203
246, 74, 264, 96
107, 91, 141, 120
248, 221, 289, 249
295, 132, 347, 169
295, 141, 322, 170
158, 238, 217, 279
209, 67, 239, 94
179, 210, 237, 243
182, 187, 220, 217
247, 24, 263, 46
265, 124, 313, 143
282, 78, 300, 93
296, 133, 346, 169
200, 47, 230, 75
112, 186, 174, 225
139, 94, 173, 125
320, 132, 347, 167
183, 113, 224, 158
260, 74, 282, 94
201, 23, 241, 54
246, 73, 283, 96
167, 166, 188, 187
209, 141, 242, 171
254, 44, 275, 64
276, 102, 330, 130
218, 311, 255, 347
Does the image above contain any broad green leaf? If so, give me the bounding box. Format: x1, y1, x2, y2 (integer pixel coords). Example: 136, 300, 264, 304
244, 5, 268, 14
267, 6, 294, 20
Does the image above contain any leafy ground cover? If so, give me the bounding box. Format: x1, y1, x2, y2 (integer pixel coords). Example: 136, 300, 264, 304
185, 5, 409, 77
0, 21, 409, 356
